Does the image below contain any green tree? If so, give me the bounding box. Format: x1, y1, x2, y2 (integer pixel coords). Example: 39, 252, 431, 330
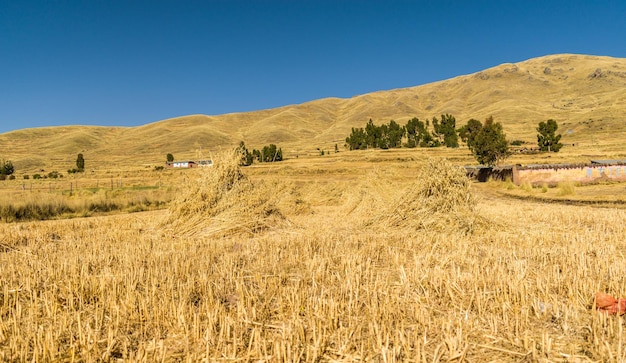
471, 116, 510, 166
420, 118, 439, 147
1, 160, 14, 176
457, 118, 483, 152
365, 119, 381, 148
386, 120, 405, 148
537, 119, 563, 152
252, 149, 261, 162
345, 127, 368, 150
237, 142, 254, 166
433, 114, 459, 147
166, 153, 174, 162
260, 144, 282, 162
76, 154, 85, 172
404, 117, 420, 148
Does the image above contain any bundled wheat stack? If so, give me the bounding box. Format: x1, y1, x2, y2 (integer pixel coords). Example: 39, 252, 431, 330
161, 149, 289, 238
371, 158, 486, 234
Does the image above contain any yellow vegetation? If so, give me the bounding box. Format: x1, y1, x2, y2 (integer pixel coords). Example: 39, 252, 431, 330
2, 151, 626, 361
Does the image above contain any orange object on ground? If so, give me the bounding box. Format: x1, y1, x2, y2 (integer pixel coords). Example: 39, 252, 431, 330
595, 292, 626, 315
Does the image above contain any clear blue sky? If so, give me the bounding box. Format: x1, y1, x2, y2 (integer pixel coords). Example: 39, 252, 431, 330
1, 0, 625, 134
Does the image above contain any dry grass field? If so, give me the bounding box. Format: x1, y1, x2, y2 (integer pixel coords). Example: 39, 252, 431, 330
2, 147, 626, 362
2, 53, 626, 361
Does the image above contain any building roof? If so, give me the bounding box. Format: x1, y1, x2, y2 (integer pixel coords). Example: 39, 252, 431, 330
590, 160, 626, 165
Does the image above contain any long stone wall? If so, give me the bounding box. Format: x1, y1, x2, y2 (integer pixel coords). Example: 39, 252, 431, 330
514, 164, 626, 185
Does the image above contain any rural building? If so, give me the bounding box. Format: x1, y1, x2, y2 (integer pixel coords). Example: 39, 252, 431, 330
166, 161, 197, 168
196, 160, 213, 167
466, 160, 626, 185
165, 159, 213, 168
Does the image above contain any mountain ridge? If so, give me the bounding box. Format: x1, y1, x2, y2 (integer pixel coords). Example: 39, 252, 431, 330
1, 53, 625, 170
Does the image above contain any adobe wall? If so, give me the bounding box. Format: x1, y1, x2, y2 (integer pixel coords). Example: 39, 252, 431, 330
515, 164, 626, 185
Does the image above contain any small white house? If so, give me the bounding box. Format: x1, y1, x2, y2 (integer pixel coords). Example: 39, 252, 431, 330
166, 161, 197, 168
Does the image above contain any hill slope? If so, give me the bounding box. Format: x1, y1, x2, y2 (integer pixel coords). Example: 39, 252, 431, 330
1, 54, 625, 170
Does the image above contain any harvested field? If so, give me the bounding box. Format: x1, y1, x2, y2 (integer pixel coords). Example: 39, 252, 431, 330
2, 151, 626, 362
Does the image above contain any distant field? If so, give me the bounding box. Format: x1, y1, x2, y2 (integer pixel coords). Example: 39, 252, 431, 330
2, 147, 626, 361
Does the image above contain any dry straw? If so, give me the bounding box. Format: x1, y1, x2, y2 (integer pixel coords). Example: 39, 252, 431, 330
161, 149, 293, 238
343, 167, 402, 221
369, 158, 487, 234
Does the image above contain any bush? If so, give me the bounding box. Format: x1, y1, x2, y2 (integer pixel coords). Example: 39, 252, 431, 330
8, 175, 15, 180
33, 174, 42, 180
23, 175, 29, 180
557, 181, 576, 196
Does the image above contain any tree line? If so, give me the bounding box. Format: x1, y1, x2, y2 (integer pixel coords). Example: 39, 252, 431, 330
345, 115, 564, 166
238, 142, 283, 166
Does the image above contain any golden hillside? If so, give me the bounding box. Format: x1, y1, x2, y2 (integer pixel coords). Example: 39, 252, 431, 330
1, 53, 625, 171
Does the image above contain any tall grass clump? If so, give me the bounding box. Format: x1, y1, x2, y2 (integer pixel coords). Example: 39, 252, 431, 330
520, 181, 533, 193
373, 158, 486, 233
162, 149, 290, 238
557, 180, 576, 196
0, 197, 73, 222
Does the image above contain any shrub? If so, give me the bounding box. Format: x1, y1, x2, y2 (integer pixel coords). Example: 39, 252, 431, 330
23, 175, 29, 180
33, 174, 42, 180
521, 182, 533, 193
557, 181, 576, 196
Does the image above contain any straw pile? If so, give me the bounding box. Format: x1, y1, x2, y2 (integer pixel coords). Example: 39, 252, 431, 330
161, 149, 290, 238
371, 158, 486, 234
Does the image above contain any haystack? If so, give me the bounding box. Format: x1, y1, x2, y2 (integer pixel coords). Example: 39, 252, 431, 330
371, 158, 486, 234
161, 149, 290, 238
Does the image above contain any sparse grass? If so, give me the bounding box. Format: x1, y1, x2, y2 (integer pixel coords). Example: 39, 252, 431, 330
0, 187, 173, 222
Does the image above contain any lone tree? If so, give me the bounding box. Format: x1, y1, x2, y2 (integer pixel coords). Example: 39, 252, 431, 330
1, 160, 14, 176
166, 153, 174, 162
471, 116, 510, 166
537, 119, 563, 152
76, 154, 85, 172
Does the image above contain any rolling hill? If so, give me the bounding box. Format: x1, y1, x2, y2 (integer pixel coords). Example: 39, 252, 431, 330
1, 53, 625, 171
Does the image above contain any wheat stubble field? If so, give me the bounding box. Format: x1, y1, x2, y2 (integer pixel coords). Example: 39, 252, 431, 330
2, 53, 626, 362
2, 147, 626, 363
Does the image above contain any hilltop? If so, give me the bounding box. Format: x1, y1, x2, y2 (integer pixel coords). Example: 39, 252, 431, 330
1, 53, 625, 171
